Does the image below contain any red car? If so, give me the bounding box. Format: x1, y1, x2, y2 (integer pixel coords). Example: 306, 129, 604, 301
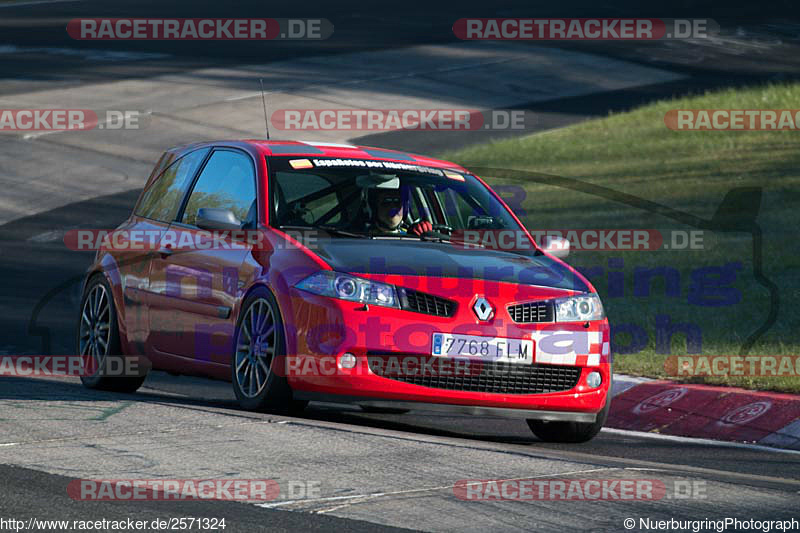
77, 140, 611, 442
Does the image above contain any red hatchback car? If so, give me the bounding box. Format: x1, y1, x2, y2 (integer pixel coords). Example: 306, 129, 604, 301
78, 140, 611, 442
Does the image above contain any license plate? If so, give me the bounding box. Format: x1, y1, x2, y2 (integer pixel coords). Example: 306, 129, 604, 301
431, 333, 533, 364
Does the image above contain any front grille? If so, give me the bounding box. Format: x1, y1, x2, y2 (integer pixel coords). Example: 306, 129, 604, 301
367, 354, 581, 395
399, 288, 456, 317
507, 301, 554, 323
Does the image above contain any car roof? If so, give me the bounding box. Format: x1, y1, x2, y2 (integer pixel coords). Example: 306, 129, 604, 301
167, 139, 468, 173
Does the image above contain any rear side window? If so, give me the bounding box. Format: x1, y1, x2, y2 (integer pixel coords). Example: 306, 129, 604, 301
135, 148, 209, 222
181, 150, 256, 227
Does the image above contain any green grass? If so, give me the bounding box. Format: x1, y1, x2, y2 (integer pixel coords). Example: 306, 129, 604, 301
440, 82, 800, 393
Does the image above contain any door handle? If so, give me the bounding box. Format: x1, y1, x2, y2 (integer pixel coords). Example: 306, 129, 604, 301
158, 244, 173, 258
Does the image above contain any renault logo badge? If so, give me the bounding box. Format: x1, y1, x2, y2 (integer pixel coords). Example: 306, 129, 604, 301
473, 297, 494, 321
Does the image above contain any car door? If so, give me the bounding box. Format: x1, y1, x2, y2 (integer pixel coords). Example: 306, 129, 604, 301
147, 148, 259, 368
120, 147, 210, 354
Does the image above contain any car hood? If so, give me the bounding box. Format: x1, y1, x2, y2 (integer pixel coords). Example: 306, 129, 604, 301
310, 238, 589, 291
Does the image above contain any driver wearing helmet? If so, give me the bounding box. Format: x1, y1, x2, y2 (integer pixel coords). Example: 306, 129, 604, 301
369, 184, 433, 236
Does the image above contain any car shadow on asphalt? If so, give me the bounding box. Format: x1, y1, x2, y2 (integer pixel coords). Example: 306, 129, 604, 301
0, 374, 538, 445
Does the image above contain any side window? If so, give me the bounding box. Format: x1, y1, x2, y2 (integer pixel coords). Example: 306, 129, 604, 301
181, 150, 256, 227
135, 148, 209, 222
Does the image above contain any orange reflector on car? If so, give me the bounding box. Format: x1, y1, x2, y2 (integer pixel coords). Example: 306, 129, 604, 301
444, 170, 465, 181
289, 158, 314, 169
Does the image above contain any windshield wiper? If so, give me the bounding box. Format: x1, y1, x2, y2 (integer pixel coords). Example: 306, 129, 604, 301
372, 232, 485, 248
427, 234, 490, 249
277, 225, 371, 239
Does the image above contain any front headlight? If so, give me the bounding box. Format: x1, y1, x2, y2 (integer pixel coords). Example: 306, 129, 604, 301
554, 293, 604, 322
295, 271, 399, 308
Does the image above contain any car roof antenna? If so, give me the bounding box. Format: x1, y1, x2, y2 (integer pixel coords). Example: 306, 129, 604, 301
259, 78, 270, 140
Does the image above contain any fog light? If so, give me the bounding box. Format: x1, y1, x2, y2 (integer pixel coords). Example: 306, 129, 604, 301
586, 371, 602, 388
339, 352, 357, 369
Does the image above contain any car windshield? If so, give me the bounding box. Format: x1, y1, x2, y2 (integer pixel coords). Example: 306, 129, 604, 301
268, 156, 523, 239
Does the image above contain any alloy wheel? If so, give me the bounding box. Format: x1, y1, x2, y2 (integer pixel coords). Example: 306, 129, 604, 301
79, 283, 111, 374
234, 298, 276, 398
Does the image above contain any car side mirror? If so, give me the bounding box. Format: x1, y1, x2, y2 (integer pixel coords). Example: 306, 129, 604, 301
196, 208, 242, 231
542, 235, 570, 258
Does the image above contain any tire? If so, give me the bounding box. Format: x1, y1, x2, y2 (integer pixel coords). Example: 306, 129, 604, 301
359, 406, 411, 415
78, 275, 147, 393
527, 397, 610, 443
231, 286, 304, 413
528, 373, 612, 443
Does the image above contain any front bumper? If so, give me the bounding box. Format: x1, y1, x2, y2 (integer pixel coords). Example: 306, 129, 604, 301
294, 392, 600, 423
279, 282, 611, 416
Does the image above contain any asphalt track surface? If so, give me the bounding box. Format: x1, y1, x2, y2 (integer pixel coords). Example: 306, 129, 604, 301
1, 1, 800, 531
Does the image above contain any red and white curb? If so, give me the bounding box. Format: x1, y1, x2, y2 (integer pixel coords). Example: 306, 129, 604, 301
609, 375, 800, 450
